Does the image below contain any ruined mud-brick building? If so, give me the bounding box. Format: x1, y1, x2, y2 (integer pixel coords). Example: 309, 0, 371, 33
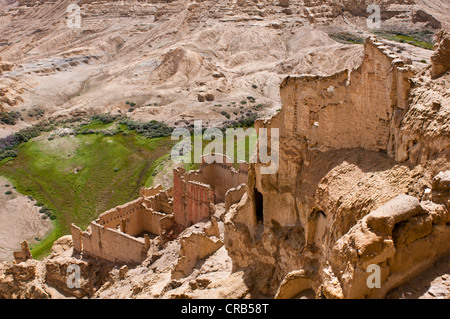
71, 154, 247, 264
173, 154, 248, 227
223, 36, 450, 299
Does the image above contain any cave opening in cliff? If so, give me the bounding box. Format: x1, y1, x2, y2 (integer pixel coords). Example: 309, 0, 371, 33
254, 188, 264, 223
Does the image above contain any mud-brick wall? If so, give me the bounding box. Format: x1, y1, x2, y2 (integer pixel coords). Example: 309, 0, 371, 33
141, 211, 166, 235
189, 163, 248, 203
96, 198, 144, 236
185, 181, 215, 226
173, 162, 248, 227
80, 222, 147, 264
225, 184, 247, 211
279, 38, 412, 152
143, 191, 173, 215
173, 168, 186, 226
139, 185, 163, 198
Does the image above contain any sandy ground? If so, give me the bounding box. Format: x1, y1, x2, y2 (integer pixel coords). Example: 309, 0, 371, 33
0, 176, 53, 262
387, 255, 450, 299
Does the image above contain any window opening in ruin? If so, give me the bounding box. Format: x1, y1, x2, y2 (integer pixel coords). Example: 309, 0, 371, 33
255, 188, 264, 223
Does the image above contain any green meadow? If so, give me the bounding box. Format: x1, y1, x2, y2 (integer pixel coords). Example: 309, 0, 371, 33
180, 127, 258, 172
0, 129, 175, 259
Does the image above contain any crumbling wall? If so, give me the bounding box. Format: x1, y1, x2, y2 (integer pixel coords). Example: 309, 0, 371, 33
71, 186, 173, 263
97, 198, 145, 236
171, 220, 223, 280
225, 184, 247, 211
141, 211, 166, 235
139, 184, 163, 198
142, 188, 173, 214
279, 37, 412, 153
80, 222, 148, 264
173, 156, 248, 227
195, 156, 248, 203
173, 167, 215, 227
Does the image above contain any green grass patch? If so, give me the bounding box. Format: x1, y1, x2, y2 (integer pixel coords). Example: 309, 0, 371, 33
80, 120, 115, 131
0, 132, 175, 259
372, 29, 434, 50
177, 128, 257, 172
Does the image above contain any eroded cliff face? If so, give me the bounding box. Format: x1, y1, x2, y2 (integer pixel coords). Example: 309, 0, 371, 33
224, 36, 450, 298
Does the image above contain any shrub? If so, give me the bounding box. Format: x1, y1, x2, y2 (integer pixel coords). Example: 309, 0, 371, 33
0, 150, 18, 161
0, 111, 21, 125
220, 111, 231, 119
91, 114, 119, 124
223, 112, 258, 129
27, 107, 45, 118
4, 190, 12, 195
118, 117, 173, 138
329, 32, 364, 45
39, 206, 50, 214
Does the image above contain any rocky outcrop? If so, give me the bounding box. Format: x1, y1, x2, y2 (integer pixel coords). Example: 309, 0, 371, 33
431, 31, 450, 79
13, 241, 32, 264
412, 9, 442, 29
224, 36, 450, 298
322, 192, 450, 298
172, 220, 223, 280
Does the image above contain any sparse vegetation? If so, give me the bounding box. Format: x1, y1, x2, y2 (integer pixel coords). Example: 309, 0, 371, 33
372, 29, 434, 50
220, 111, 231, 119
0, 111, 21, 125
329, 32, 364, 45
27, 107, 45, 118
223, 111, 258, 129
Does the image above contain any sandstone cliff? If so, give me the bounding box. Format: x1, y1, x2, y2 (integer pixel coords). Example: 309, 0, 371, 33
223, 36, 450, 298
